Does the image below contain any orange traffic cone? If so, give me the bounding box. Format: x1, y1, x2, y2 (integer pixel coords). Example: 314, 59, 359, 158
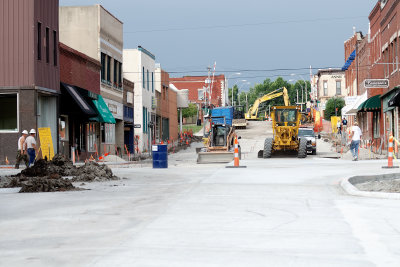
383, 136, 399, 168
226, 137, 246, 168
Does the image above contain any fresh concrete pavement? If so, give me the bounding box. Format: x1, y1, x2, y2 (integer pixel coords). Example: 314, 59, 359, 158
1, 121, 400, 267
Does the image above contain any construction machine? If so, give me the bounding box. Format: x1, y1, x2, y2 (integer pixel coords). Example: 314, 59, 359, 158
260, 105, 307, 158
232, 105, 247, 129
245, 87, 290, 120
197, 107, 240, 164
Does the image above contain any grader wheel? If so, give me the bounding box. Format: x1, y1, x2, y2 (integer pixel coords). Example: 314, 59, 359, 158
263, 138, 274, 158
297, 138, 307, 158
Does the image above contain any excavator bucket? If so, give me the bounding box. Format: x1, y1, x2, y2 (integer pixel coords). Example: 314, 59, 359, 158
197, 151, 235, 164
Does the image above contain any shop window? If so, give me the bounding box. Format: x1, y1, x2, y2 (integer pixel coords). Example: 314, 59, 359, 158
0, 94, 18, 132
373, 112, 380, 138
59, 116, 68, 141
87, 123, 96, 152
102, 123, 115, 144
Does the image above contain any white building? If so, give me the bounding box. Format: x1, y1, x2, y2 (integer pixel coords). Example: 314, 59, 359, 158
316, 69, 346, 116
123, 47, 156, 153
59, 5, 124, 155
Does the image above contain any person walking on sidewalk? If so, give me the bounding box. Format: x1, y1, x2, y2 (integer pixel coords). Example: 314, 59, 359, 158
337, 120, 342, 135
15, 130, 29, 169
25, 129, 37, 167
350, 122, 362, 161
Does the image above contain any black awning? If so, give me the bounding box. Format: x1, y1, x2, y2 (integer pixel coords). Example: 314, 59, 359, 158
389, 90, 400, 107
61, 83, 97, 116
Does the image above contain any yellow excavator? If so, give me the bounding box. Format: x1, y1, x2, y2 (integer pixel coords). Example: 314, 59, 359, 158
245, 87, 290, 120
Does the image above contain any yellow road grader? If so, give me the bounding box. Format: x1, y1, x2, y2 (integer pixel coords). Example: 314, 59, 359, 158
261, 105, 307, 158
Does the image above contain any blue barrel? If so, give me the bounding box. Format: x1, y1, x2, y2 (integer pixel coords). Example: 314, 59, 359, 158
152, 144, 168, 168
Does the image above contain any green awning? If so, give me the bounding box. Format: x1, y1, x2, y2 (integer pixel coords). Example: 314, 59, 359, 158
357, 94, 381, 112
91, 95, 116, 123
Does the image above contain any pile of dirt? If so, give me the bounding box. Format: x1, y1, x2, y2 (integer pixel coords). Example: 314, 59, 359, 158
19, 177, 76, 193
355, 178, 400, 193
20, 154, 77, 177
72, 161, 118, 182
1, 175, 77, 193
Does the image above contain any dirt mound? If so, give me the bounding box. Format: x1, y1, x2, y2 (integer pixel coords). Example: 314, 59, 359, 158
72, 161, 118, 182
355, 178, 400, 193
20, 154, 77, 177
19, 177, 76, 193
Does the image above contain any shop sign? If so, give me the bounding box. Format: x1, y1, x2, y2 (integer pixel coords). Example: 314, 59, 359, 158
103, 98, 123, 120
364, 79, 389, 88
134, 124, 141, 128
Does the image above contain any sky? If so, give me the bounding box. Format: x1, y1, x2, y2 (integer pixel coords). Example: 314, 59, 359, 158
60, 0, 378, 91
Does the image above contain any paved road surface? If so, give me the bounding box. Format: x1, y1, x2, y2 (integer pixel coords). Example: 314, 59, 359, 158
1, 121, 400, 267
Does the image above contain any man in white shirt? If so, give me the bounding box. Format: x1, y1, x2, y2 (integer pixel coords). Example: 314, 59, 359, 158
25, 129, 37, 167
15, 130, 29, 169
350, 122, 362, 161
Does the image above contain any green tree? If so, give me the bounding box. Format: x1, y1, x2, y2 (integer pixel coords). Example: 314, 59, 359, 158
324, 97, 345, 120
181, 103, 198, 118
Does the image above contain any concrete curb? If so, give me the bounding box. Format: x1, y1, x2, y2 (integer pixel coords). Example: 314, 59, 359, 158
341, 176, 400, 200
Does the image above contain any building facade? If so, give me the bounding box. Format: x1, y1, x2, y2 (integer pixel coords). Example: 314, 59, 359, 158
0, 0, 60, 164
316, 69, 346, 117
59, 5, 123, 156
123, 78, 134, 154
59, 42, 102, 160
123, 47, 156, 153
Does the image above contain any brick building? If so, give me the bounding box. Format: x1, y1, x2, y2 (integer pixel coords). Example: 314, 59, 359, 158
59, 42, 103, 160
0, 0, 60, 164
170, 74, 226, 106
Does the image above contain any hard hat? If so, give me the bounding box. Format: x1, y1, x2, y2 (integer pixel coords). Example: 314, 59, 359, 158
22, 130, 28, 135
29, 129, 36, 134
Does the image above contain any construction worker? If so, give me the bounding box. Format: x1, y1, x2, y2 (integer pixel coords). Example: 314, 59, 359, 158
25, 129, 37, 167
15, 130, 29, 169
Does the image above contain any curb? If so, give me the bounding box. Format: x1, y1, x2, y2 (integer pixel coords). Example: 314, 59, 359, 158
341, 177, 400, 200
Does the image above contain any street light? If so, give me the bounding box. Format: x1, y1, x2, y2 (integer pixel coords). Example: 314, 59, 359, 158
226, 73, 241, 105
291, 74, 308, 111
238, 82, 251, 106
232, 79, 247, 106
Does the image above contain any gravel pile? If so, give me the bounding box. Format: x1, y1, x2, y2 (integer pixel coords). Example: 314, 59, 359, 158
73, 161, 118, 182
355, 178, 400, 193
19, 177, 76, 193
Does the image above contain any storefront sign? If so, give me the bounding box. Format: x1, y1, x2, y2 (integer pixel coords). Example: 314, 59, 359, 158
103, 98, 123, 120
38, 127, 55, 160
134, 124, 141, 128
364, 79, 389, 88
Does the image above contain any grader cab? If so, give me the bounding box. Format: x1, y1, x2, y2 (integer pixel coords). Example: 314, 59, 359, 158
261, 106, 307, 158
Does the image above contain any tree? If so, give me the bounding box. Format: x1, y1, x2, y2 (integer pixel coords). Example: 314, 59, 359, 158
181, 103, 198, 118
324, 97, 345, 120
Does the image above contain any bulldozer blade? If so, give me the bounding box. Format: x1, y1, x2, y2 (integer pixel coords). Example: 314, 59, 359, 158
197, 151, 235, 164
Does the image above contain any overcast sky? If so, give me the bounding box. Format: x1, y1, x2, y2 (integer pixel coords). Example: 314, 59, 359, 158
60, 0, 377, 90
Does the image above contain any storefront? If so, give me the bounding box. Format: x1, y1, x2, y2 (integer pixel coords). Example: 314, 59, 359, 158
59, 83, 99, 159
381, 88, 400, 147
357, 94, 381, 143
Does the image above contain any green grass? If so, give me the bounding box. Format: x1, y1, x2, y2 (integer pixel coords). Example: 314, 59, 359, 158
181, 124, 203, 134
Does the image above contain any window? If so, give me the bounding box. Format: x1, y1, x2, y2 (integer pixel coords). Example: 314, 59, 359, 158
59, 116, 68, 141
53, 31, 57, 66
147, 70, 150, 91
87, 123, 96, 152
336, 81, 341, 95
143, 107, 147, 133
152, 72, 154, 92
119, 62, 122, 87
46, 27, 49, 63
395, 38, 398, 71
106, 56, 111, 82
198, 88, 204, 100
101, 53, 106, 81
37, 22, 42, 60
102, 123, 115, 144
0, 94, 18, 132
383, 50, 387, 77
143, 67, 145, 89
114, 59, 118, 85
373, 112, 380, 138
386, 48, 389, 77
323, 81, 328, 96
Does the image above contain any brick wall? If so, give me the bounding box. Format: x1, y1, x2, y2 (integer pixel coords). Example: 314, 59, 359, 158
59, 43, 100, 93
